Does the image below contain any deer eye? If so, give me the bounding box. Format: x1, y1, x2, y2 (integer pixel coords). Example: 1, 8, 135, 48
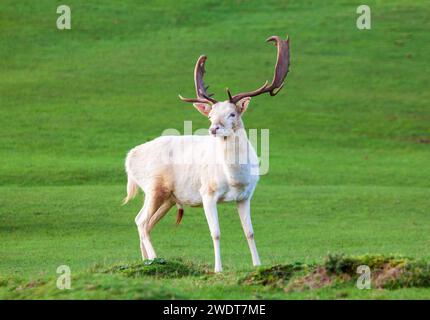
229, 113, 236, 118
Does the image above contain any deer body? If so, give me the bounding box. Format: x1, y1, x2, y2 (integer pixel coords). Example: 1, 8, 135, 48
124, 35, 290, 272
125, 128, 259, 207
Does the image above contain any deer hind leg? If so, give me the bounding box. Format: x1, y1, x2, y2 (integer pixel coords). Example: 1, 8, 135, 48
135, 185, 171, 260
141, 200, 174, 260
135, 201, 149, 260
146, 199, 175, 232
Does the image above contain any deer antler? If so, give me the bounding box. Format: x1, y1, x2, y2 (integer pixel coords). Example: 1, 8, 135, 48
227, 35, 290, 104
179, 55, 218, 105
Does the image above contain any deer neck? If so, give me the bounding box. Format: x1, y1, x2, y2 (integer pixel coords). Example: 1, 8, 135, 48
215, 123, 252, 184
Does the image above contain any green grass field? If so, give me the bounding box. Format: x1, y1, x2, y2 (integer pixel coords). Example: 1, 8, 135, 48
1, 0, 429, 299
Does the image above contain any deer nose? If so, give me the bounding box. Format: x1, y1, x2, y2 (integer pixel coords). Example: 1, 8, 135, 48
210, 126, 219, 135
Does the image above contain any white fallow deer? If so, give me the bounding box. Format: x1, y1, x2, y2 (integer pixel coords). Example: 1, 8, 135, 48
124, 35, 290, 272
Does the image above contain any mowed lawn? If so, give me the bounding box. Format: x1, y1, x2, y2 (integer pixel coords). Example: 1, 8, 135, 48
0, 0, 429, 299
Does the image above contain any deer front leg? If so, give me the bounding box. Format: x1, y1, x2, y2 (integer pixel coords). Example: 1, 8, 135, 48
237, 198, 261, 267
202, 196, 222, 273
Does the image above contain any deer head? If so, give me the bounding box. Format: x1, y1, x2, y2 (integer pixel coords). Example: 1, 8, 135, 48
179, 35, 290, 137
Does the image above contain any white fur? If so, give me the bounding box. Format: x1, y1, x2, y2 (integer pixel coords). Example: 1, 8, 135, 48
124, 99, 261, 272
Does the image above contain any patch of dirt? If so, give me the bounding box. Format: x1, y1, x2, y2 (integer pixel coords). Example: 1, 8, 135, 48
14, 279, 46, 291
373, 264, 405, 288
286, 266, 347, 292
417, 138, 430, 144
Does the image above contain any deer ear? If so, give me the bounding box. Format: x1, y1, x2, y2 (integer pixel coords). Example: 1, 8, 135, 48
236, 97, 251, 114
193, 103, 212, 116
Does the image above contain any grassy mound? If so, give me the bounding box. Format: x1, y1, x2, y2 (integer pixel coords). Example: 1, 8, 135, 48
240, 262, 306, 286
324, 254, 430, 290
99, 258, 207, 278
0, 273, 183, 300
0, 258, 206, 299
241, 254, 430, 291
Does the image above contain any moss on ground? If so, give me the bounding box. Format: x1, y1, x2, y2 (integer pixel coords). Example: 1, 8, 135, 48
240, 262, 307, 287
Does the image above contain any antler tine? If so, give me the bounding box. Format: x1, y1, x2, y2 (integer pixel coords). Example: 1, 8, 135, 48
229, 35, 290, 104
266, 35, 290, 96
178, 94, 210, 104
226, 88, 233, 102
179, 55, 218, 105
